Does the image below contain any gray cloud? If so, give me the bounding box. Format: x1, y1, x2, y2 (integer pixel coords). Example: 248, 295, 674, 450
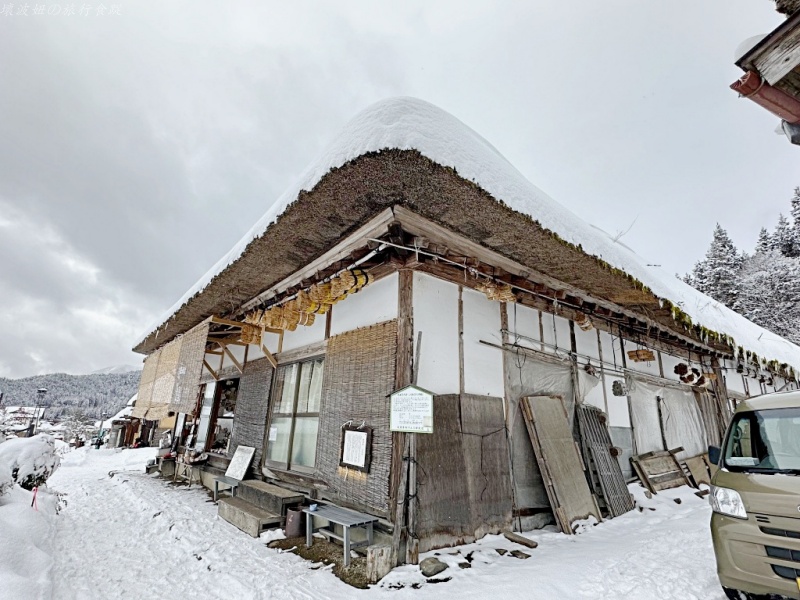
0, 0, 795, 377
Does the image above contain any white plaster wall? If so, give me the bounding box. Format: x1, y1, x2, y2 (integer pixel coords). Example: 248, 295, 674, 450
724, 370, 747, 395
604, 375, 631, 428
462, 287, 505, 397
248, 344, 264, 360
413, 272, 459, 395
329, 272, 399, 337
506, 303, 539, 345
598, 330, 623, 372
573, 325, 600, 361
280, 314, 326, 352
540, 312, 571, 354
220, 344, 247, 370
659, 352, 686, 384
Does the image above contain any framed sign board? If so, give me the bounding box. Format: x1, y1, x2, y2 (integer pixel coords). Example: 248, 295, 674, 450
390, 385, 434, 434
339, 425, 372, 472
224, 445, 255, 481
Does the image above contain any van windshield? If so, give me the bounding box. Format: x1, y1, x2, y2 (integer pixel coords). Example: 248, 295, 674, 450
724, 407, 800, 474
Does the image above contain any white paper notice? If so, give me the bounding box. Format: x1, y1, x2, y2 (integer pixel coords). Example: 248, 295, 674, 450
342, 430, 368, 468
268, 426, 278, 442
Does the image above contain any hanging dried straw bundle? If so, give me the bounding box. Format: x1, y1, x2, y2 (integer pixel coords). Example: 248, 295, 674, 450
574, 312, 594, 331
244, 309, 263, 325
240, 324, 262, 345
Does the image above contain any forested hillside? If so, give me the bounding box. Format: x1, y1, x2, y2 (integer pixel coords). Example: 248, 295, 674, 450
0, 371, 141, 421
686, 186, 800, 346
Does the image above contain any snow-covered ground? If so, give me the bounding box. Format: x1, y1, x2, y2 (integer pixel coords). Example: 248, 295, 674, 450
13, 448, 724, 599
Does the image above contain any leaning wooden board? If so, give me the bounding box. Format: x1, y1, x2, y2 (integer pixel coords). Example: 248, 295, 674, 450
631, 448, 691, 493
520, 396, 602, 534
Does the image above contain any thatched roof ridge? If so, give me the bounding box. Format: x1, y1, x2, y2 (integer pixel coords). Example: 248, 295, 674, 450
133, 98, 800, 374
776, 0, 800, 16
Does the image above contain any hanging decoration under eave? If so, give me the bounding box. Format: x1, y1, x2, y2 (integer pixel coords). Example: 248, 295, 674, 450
475, 280, 517, 303
244, 269, 371, 332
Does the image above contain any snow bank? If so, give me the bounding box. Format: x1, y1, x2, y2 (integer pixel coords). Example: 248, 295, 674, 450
136, 97, 800, 372
0, 486, 59, 600
0, 435, 61, 494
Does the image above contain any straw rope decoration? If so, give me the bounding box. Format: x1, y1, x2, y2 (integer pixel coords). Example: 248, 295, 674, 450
244, 269, 371, 332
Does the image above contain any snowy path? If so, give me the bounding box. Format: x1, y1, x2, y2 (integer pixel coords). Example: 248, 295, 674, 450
48, 448, 726, 600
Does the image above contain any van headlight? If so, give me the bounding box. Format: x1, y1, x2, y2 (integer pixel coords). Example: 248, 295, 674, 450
710, 485, 748, 519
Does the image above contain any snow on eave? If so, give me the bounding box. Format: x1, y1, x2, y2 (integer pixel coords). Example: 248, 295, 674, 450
134, 97, 800, 374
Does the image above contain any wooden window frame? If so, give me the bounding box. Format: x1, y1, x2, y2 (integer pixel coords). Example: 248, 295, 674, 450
264, 355, 325, 475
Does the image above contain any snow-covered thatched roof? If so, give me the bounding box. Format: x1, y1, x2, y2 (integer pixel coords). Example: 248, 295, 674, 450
134, 98, 800, 373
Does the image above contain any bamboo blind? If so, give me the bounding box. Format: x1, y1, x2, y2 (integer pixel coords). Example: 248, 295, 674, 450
146, 337, 183, 421
131, 349, 161, 418
168, 321, 210, 415
315, 319, 397, 516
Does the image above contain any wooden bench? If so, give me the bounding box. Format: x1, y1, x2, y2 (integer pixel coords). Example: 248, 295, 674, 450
213, 475, 241, 502
303, 504, 377, 567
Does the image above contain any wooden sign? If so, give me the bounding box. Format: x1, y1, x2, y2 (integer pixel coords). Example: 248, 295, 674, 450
627, 349, 655, 363
390, 385, 434, 434
339, 425, 372, 472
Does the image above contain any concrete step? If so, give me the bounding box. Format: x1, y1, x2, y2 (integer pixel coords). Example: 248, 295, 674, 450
218, 497, 281, 538
237, 480, 305, 516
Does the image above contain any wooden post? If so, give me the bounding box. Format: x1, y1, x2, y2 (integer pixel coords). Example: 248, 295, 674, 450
499, 302, 520, 530
391, 269, 414, 567
619, 333, 637, 455
596, 329, 609, 415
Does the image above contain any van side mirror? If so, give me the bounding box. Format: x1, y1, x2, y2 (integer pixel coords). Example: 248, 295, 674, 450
708, 445, 721, 466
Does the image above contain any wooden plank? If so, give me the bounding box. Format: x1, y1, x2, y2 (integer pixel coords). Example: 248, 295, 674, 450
260, 342, 278, 369
202, 359, 219, 381
685, 456, 711, 487
631, 458, 656, 494
589, 444, 633, 517
222, 344, 244, 374
391, 269, 414, 566
754, 23, 800, 85
520, 396, 602, 534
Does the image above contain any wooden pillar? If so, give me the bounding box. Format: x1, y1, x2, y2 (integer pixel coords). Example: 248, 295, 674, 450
391, 269, 414, 566
619, 333, 637, 455
499, 302, 520, 530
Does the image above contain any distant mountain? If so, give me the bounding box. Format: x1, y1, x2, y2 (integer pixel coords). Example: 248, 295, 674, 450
90, 365, 142, 375
0, 371, 141, 421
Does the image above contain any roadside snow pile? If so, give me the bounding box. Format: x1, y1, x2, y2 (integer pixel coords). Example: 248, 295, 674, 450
0, 436, 63, 600
0, 434, 61, 494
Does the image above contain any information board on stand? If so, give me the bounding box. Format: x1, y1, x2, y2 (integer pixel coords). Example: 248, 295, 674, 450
390, 385, 434, 434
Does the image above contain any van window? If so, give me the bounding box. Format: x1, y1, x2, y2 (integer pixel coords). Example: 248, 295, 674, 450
723, 408, 800, 473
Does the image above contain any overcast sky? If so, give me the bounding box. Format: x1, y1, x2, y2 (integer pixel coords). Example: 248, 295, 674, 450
0, 1, 795, 378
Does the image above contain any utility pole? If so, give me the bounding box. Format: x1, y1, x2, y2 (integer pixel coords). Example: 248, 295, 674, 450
34, 388, 47, 435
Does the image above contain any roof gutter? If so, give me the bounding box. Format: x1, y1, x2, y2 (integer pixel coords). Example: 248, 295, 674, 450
730, 70, 800, 123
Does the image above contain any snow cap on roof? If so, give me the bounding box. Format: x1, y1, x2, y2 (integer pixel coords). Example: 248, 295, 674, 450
136, 97, 800, 373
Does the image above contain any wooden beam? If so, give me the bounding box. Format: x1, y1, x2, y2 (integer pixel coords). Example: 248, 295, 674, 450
260, 342, 277, 369
210, 316, 282, 335
222, 345, 244, 374
235, 207, 396, 315
202, 360, 219, 381
392, 269, 414, 567
392, 206, 722, 355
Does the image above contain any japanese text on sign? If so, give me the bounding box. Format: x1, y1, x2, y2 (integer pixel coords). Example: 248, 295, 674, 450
390, 387, 434, 433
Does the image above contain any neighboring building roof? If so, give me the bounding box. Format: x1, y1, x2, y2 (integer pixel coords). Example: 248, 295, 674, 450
134, 98, 800, 373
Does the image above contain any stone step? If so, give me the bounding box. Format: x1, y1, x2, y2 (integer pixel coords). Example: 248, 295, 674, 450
218, 497, 281, 538
237, 480, 305, 516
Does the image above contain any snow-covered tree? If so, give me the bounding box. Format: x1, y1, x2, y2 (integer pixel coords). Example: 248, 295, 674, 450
772, 214, 798, 257
688, 224, 743, 308
735, 250, 800, 346
755, 227, 772, 254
